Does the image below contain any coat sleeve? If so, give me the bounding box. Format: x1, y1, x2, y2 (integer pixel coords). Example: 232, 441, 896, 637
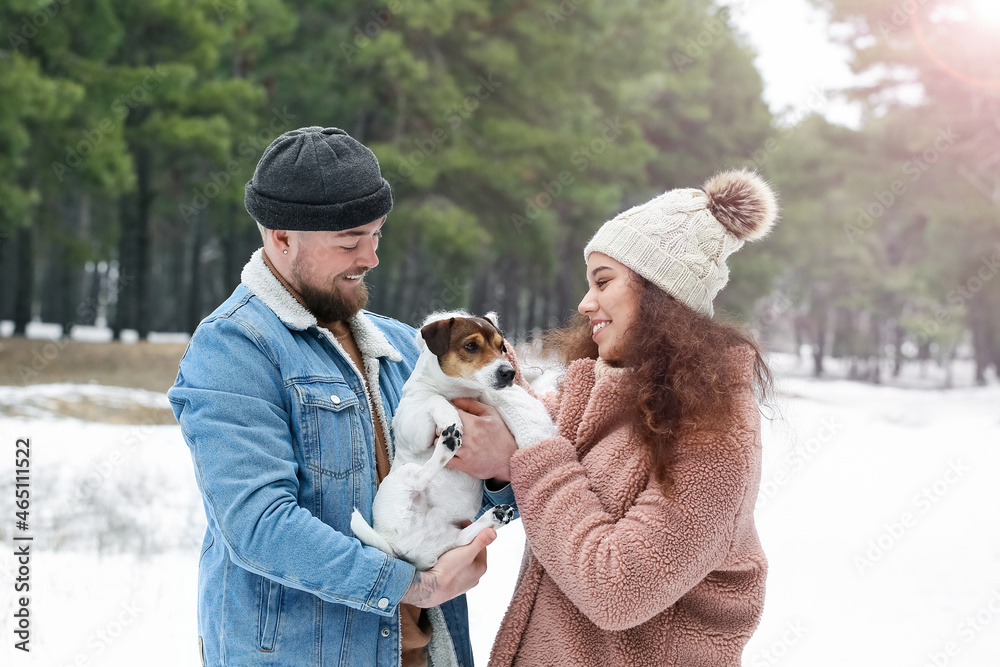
508, 426, 754, 632
168, 317, 415, 616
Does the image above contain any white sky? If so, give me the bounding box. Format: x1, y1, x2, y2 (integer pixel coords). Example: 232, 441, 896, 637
727, 0, 863, 127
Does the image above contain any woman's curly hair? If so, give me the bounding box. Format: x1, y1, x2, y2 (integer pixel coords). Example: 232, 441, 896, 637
544, 273, 773, 489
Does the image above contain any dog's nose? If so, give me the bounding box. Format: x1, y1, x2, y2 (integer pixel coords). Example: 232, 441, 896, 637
496, 366, 515, 388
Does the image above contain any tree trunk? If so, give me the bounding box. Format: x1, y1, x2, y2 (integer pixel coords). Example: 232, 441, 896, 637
810, 300, 828, 378
500, 257, 520, 338
135, 147, 154, 341
84, 261, 103, 326
187, 208, 205, 332
525, 265, 539, 334
918, 339, 931, 379
13, 227, 34, 336
52, 192, 83, 337
831, 306, 853, 360
793, 314, 808, 363
57, 245, 74, 338
371, 258, 393, 317
470, 257, 494, 318
969, 292, 1000, 385
869, 314, 881, 384
382, 231, 409, 323
552, 236, 577, 328
989, 315, 1000, 383
0, 233, 11, 322
397, 242, 423, 324
892, 323, 905, 378
942, 344, 956, 389
113, 196, 134, 341
223, 203, 247, 296
67, 193, 93, 332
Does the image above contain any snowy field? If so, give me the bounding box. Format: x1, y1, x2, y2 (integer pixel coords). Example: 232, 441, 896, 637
1, 348, 999, 666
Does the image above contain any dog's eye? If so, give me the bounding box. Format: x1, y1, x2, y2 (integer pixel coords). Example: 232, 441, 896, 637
464, 341, 479, 353
500, 342, 507, 353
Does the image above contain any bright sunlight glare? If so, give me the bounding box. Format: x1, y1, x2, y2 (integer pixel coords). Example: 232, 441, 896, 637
969, 0, 1000, 24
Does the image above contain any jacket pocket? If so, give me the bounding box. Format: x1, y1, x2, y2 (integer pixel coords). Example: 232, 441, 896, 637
257, 578, 283, 652
292, 380, 364, 477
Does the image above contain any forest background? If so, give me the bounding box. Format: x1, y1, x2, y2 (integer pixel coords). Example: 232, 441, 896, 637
1, 0, 999, 386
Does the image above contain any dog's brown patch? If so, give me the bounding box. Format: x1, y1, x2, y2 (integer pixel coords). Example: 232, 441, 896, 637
421, 316, 506, 379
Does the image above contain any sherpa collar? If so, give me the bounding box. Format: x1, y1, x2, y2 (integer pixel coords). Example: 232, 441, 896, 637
240, 248, 402, 363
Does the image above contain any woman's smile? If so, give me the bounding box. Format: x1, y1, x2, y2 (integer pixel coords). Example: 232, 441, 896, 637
578, 252, 639, 362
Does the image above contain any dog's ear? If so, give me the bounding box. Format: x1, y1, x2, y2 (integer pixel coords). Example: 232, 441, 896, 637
421, 318, 454, 357
481, 312, 507, 354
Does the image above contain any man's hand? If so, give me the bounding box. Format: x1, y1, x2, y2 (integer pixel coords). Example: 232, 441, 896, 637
400, 528, 496, 608
448, 397, 517, 484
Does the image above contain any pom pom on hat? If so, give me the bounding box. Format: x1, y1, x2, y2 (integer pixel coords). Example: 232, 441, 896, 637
702, 169, 778, 242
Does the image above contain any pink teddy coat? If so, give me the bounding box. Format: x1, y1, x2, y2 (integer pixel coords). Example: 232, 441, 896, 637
489, 349, 767, 666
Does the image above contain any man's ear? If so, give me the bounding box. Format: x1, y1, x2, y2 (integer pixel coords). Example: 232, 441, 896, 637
269, 228, 296, 257
421, 318, 454, 357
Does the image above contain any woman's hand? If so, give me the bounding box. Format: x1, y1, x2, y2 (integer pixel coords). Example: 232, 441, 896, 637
400, 527, 496, 608
447, 397, 518, 484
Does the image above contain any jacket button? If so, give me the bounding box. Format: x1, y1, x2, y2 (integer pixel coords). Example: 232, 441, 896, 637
377, 597, 389, 609
359, 402, 365, 411
381, 628, 390, 638
330, 395, 341, 405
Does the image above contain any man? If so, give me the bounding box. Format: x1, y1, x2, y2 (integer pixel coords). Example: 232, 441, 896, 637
168, 126, 516, 667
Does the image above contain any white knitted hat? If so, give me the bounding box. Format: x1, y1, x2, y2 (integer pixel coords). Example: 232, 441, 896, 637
584, 169, 778, 317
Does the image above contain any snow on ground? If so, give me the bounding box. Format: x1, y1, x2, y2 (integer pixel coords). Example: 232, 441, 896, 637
1, 366, 999, 666
0, 384, 172, 421
745, 376, 1000, 666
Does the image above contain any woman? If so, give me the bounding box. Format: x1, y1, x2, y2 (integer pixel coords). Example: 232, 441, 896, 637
490, 169, 778, 666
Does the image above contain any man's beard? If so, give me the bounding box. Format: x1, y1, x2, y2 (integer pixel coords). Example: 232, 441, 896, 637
293, 266, 370, 323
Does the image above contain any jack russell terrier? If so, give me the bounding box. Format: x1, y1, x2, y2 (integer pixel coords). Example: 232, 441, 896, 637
351, 311, 555, 569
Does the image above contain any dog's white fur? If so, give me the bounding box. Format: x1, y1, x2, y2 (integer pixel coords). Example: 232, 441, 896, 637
351, 310, 556, 569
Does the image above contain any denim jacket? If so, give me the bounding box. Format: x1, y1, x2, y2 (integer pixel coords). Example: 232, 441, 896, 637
168, 250, 514, 667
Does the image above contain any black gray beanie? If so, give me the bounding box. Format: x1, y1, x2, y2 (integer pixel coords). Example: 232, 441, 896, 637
244, 126, 393, 231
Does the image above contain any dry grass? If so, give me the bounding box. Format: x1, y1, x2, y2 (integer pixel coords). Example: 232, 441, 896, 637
0, 336, 187, 424
0, 336, 187, 391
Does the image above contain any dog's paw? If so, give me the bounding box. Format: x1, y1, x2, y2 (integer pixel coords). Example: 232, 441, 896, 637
491, 504, 514, 526
439, 423, 463, 452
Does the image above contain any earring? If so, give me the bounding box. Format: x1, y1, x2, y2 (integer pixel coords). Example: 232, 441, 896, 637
283, 250, 288, 254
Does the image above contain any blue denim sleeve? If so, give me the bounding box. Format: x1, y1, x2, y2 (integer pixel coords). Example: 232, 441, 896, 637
479, 481, 519, 520
168, 317, 415, 616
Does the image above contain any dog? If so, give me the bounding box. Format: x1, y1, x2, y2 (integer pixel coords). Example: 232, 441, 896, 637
350, 310, 556, 570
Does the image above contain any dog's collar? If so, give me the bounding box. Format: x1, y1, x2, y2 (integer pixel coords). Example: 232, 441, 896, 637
240, 248, 402, 362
